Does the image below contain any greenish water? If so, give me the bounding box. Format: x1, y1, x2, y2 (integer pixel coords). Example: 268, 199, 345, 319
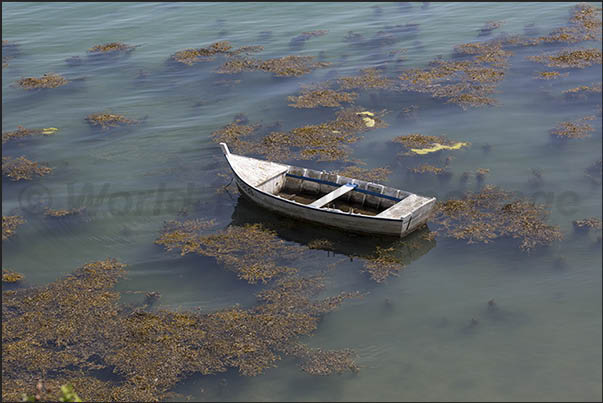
2, 2, 601, 401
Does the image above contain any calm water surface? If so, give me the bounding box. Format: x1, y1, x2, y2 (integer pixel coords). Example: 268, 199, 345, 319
2, 2, 601, 401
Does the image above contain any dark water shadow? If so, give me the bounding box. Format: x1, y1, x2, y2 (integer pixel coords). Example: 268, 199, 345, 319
229, 194, 437, 265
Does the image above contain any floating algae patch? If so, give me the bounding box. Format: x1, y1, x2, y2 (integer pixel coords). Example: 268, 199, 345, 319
88, 41, 135, 55
155, 221, 304, 283
212, 107, 387, 162
218, 55, 330, 77
430, 185, 562, 251
273, 107, 387, 161
398, 40, 512, 109
281, 343, 358, 375
534, 3, 602, 44
535, 71, 569, 80
2, 269, 24, 283
528, 48, 602, 69
211, 119, 262, 155
85, 112, 140, 130
170, 41, 233, 65
2, 156, 52, 181
2, 259, 359, 401
360, 246, 405, 283
338, 68, 394, 90
549, 115, 596, 140
44, 207, 86, 218
335, 165, 391, 183
562, 82, 602, 100
17, 73, 69, 90
2, 216, 25, 240
572, 217, 602, 232
288, 88, 357, 108
2, 126, 58, 144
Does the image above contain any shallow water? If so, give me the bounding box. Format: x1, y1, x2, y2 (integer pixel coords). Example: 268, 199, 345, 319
2, 2, 601, 401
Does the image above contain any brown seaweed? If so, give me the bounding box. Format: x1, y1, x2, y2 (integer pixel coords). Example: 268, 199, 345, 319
2, 216, 25, 240
562, 82, 602, 100
335, 165, 391, 183
170, 41, 233, 65
398, 40, 512, 109
430, 185, 562, 251
528, 48, 602, 69
338, 68, 393, 90
17, 73, 69, 90
85, 113, 140, 130
2, 258, 358, 401
212, 108, 387, 162
88, 42, 135, 55
155, 221, 303, 284
361, 246, 405, 283
2, 269, 24, 283
572, 217, 602, 232
535, 71, 569, 80
2, 156, 52, 181
288, 88, 357, 108
550, 115, 596, 140
2, 126, 58, 144
218, 55, 330, 77
43, 208, 86, 218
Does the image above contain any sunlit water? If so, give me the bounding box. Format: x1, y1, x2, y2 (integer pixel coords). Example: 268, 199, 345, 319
2, 2, 601, 401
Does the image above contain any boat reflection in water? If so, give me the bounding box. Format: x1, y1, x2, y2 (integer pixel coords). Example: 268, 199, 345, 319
230, 195, 436, 266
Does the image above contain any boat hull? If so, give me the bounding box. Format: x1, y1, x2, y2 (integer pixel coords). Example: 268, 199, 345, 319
233, 172, 432, 237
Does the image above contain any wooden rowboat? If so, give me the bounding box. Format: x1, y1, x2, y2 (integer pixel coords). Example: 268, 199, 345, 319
220, 143, 436, 238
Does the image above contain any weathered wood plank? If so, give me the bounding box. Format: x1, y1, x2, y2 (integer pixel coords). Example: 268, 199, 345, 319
308, 183, 357, 208
375, 194, 432, 219
228, 154, 289, 188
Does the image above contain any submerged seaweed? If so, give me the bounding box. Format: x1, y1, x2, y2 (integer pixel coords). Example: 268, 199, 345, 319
88, 42, 136, 57
288, 88, 357, 108
2, 216, 25, 240
334, 165, 391, 183
2, 126, 58, 144
398, 40, 512, 109
218, 55, 330, 77
2, 269, 24, 283
550, 115, 596, 140
155, 221, 303, 283
85, 113, 140, 130
572, 217, 602, 232
17, 73, 69, 89
338, 68, 393, 90
212, 107, 387, 162
44, 208, 86, 218
1, 258, 358, 401
535, 71, 569, 80
430, 185, 562, 251
528, 48, 602, 69
170, 41, 234, 65
2, 156, 52, 181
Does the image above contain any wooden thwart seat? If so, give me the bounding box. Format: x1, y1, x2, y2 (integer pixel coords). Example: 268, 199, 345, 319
309, 183, 357, 208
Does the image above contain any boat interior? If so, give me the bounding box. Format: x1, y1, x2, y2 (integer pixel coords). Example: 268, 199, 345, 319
239, 156, 414, 217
